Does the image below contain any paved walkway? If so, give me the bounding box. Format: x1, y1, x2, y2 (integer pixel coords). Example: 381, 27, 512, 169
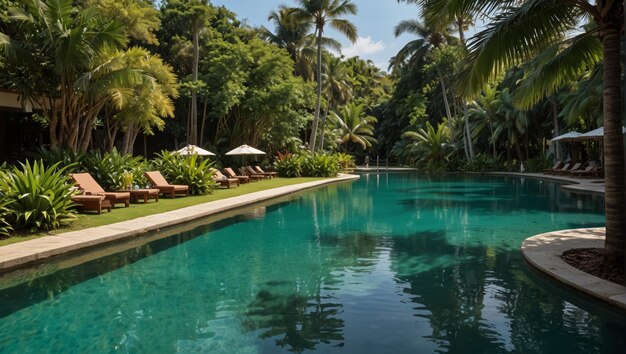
489, 172, 605, 195
0, 175, 359, 271
522, 228, 626, 310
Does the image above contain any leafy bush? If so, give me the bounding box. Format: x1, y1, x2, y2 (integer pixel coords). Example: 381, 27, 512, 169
525, 155, 552, 172
0, 161, 77, 232
460, 154, 502, 172
35, 147, 85, 173
0, 182, 13, 236
151, 151, 217, 195
274, 154, 303, 177
334, 153, 356, 172
82, 148, 146, 191
301, 153, 340, 177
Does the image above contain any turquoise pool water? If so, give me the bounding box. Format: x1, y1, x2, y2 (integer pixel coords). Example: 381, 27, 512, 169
0, 174, 623, 353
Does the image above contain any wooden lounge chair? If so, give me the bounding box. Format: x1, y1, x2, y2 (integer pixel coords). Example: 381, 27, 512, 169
551, 162, 571, 176
70, 173, 130, 208
223, 167, 249, 184
254, 166, 278, 178
71, 194, 111, 214
570, 165, 601, 178
211, 168, 239, 188
556, 162, 582, 175
543, 161, 563, 175
238, 167, 265, 181
145, 171, 189, 198
246, 166, 271, 179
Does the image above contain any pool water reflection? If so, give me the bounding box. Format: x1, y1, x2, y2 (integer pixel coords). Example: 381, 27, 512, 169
0, 174, 622, 353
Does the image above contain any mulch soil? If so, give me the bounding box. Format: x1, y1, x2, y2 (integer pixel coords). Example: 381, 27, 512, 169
561, 248, 625, 285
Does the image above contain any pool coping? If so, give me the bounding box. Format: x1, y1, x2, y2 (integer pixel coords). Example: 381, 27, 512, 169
0, 174, 360, 271
488, 171, 605, 195
521, 228, 626, 310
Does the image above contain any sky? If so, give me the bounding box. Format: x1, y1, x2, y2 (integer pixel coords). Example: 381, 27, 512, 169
210, 0, 420, 71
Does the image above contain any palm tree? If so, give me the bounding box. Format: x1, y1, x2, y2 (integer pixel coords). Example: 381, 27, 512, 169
417, 0, 626, 268
332, 103, 377, 151
467, 84, 500, 159
391, 18, 458, 143
319, 54, 352, 150
403, 121, 453, 172
293, 0, 358, 152
261, 6, 342, 81
494, 89, 528, 163
0, 0, 132, 151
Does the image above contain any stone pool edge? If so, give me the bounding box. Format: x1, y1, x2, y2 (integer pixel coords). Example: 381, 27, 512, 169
0, 174, 360, 271
521, 228, 626, 310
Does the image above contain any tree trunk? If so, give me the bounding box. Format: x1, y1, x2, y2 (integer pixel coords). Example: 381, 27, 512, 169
309, 28, 323, 152
489, 122, 496, 159
318, 101, 331, 151
551, 95, 561, 160
200, 98, 208, 147
463, 105, 474, 160
599, 13, 626, 264
438, 72, 454, 144
189, 30, 200, 145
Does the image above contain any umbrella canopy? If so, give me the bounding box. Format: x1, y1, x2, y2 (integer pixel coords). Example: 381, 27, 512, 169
225, 144, 266, 156
549, 131, 581, 142
176, 144, 215, 156
573, 126, 626, 141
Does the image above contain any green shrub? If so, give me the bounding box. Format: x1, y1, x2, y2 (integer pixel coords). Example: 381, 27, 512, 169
82, 148, 146, 191
0, 183, 13, 237
0, 161, 77, 232
525, 155, 552, 172
335, 153, 356, 172
460, 154, 502, 172
35, 147, 85, 173
274, 154, 303, 177
151, 151, 217, 195
301, 153, 340, 177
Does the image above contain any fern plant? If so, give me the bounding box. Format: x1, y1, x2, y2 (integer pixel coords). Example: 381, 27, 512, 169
35, 147, 85, 173
152, 151, 217, 195
274, 154, 303, 177
301, 153, 340, 177
0, 160, 77, 232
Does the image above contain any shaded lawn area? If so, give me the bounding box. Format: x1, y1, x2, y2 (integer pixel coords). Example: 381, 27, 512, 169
1, 177, 325, 247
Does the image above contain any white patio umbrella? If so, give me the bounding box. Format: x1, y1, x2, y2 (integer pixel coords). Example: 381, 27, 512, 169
176, 144, 215, 156
225, 144, 266, 156
549, 131, 581, 142
573, 126, 626, 141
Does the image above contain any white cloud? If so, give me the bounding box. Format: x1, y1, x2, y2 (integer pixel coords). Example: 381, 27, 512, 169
341, 36, 385, 58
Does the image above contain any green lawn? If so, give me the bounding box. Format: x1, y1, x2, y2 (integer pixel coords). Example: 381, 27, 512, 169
1, 177, 325, 247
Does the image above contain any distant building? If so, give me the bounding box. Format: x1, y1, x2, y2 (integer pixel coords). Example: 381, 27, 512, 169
0, 89, 47, 163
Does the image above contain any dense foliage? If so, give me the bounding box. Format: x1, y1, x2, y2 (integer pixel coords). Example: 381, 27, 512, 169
151, 151, 217, 195
0, 161, 76, 232
82, 149, 147, 191
274, 152, 342, 177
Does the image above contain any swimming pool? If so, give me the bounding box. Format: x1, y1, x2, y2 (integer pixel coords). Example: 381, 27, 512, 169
0, 174, 623, 353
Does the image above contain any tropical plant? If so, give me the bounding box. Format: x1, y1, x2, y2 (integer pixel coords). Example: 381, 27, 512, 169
334, 152, 356, 172
293, 0, 358, 151
0, 0, 129, 151
0, 161, 77, 232
332, 103, 377, 151
416, 0, 625, 260
35, 147, 85, 173
300, 153, 339, 177
494, 89, 528, 162
82, 149, 146, 191
151, 151, 217, 195
318, 54, 353, 150
274, 154, 303, 178
403, 121, 453, 172
0, 197, 13, 237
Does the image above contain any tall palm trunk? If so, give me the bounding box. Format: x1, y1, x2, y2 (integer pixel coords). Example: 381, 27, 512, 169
438, 72, 454, 144
599, 15, 626, 263
551, 96, 561, 160
189, 30, 200, 145
309, 28, 323, 152
318, 101, 331, 150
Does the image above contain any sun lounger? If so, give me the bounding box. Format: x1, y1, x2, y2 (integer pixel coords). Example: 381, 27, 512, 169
70, 173, 130, 208
254, 166, 278, 178
223, 167, 250, 184
71, 195, 111, 214
246, 166, 271, 179
570, 165, 601, 178
144, 171, 189, 198
543, 161, 563, 175
551, 162, 571, 176
211, 168, 239, 188
238, 167, 264, 181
